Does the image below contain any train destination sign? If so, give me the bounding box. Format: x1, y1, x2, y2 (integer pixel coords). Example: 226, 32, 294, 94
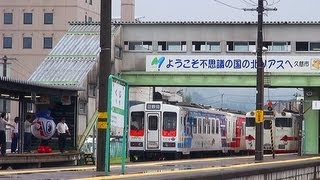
146, 55, 320, 73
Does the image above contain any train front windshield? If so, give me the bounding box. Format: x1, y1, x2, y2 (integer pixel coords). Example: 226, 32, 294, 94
275, 118, 292, 127
163, 112, 177, 137
130, 112, 144, 136
245, 117, 255, 127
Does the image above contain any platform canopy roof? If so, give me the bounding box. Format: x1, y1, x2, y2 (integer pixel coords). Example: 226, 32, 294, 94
0, 76, 81, 97
29, 22, 120, 87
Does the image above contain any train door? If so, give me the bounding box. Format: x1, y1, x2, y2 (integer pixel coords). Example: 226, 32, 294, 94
146, 113, 161, 150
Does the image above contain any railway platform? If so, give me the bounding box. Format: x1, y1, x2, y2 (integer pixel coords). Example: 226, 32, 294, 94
1, 153, 320, 179
0, 151, 81, 169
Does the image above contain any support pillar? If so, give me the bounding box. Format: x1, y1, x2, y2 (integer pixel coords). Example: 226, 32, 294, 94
303, 88, 320, 154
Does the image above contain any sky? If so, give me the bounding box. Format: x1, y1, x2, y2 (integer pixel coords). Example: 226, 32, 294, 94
112, 0, 320, 21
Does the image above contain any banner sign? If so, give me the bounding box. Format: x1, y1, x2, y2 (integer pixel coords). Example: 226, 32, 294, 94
146, 55, 320, 73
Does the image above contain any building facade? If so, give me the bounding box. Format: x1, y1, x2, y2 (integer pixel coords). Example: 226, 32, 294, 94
0, 0, 100, 80
0, 0, 100, 115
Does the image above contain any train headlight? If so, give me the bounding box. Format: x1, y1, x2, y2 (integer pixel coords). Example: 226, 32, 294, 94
130, 142, 143, 147
163, 142, 175, 147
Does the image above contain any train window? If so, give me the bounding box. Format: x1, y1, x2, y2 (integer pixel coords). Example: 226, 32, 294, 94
131, 112, 144, 130
245, 118, 255, 127
148, 116, 158, 130
192, 118, 197, 134
203, 118, 207, 134
216, 120, 219, 134
207, 119, 211, 134
198, 118, 202, 134
211, 119, 215, 134
163, 112, 177, 130
275, 118, 292, 128
264, 120, 272, 129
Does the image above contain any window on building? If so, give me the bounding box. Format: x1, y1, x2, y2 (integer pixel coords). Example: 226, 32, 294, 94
296, 42, 308, 51
158, 41, 186, 51
44, 13, 53, 24
114, 46, 122, 58
192, 41, 220, 52
43, 37, 53, 49
4, 13, 13, 24
85, 15, 87, 22
88, 84, 96, 97
227, 41, 255, 52
88, 17, 93, 22
296, 42, 320, 51
3, 37, 12, 49
263, 41, 291, 52
89, 0, 92, 5
124, 41, 152, 51
310, 42, 320, 51
23, 37, 32, 49
79, 101, 87, 114
23, 13, 33, 24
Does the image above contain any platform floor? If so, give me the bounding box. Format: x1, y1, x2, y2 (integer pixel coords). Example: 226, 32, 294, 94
1, 153, 319, 179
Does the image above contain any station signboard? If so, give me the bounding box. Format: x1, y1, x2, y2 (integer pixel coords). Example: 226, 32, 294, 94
146, 55, 320, 73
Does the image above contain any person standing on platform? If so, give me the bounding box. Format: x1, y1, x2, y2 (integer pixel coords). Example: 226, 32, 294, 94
0, 112, 15, 156
24, 115, 33, 153
11, 117, 19, 153
56, 117, 71, 153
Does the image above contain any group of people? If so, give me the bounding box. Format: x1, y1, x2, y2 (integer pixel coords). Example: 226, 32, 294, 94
0, 112, 71, 156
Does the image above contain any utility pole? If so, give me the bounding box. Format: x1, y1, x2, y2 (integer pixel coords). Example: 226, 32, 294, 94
244, 1, 276, 161
97, 0, 112, 172
1, 55, 15, 112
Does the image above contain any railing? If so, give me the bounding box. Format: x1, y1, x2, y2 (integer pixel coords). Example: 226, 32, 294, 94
77, 111, 98, 150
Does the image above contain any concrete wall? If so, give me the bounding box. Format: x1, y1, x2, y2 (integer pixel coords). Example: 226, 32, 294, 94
118, 23, 320, 72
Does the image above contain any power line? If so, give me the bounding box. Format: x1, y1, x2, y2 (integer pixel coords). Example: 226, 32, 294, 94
212, 0, 245, 10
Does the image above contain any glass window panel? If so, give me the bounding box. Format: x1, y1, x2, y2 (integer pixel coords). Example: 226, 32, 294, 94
44, 13, 53, 24
23, 37, 32, 49
163, 112, 177, 130
234, 42, 249, 52
264, 120, 271, 129
131, 112, 144, 130
4, 13, 13, 24
158, 41, 166, 51
310, 42, 320, 51
167, 41, 181, 51
3, 37, 12, 49
245, 117, 255, 127
207, 42, 220, 52
192, 118, 197, 134
192, 41, 205, 51
211, 119, 215, 134
24, 13, 33, 24
43, 37, 53, 49
296, 42, 308, 51
272, 42, 287, 51
148, 116, 158, 130
275, 118, 292, 128
203, 118, 206, 134
216, 120, 219, 134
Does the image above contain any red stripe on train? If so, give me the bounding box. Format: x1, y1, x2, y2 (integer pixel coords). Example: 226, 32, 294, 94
130, 130, 144, 136
280, 135, 299, 141
162, 130, 176, 137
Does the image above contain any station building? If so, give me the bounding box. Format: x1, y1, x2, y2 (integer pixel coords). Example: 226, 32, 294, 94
3, 0, 320, 154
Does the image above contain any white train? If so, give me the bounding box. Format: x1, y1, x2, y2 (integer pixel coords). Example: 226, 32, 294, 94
245, 110, 299, 153
128, 101, 246, 161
